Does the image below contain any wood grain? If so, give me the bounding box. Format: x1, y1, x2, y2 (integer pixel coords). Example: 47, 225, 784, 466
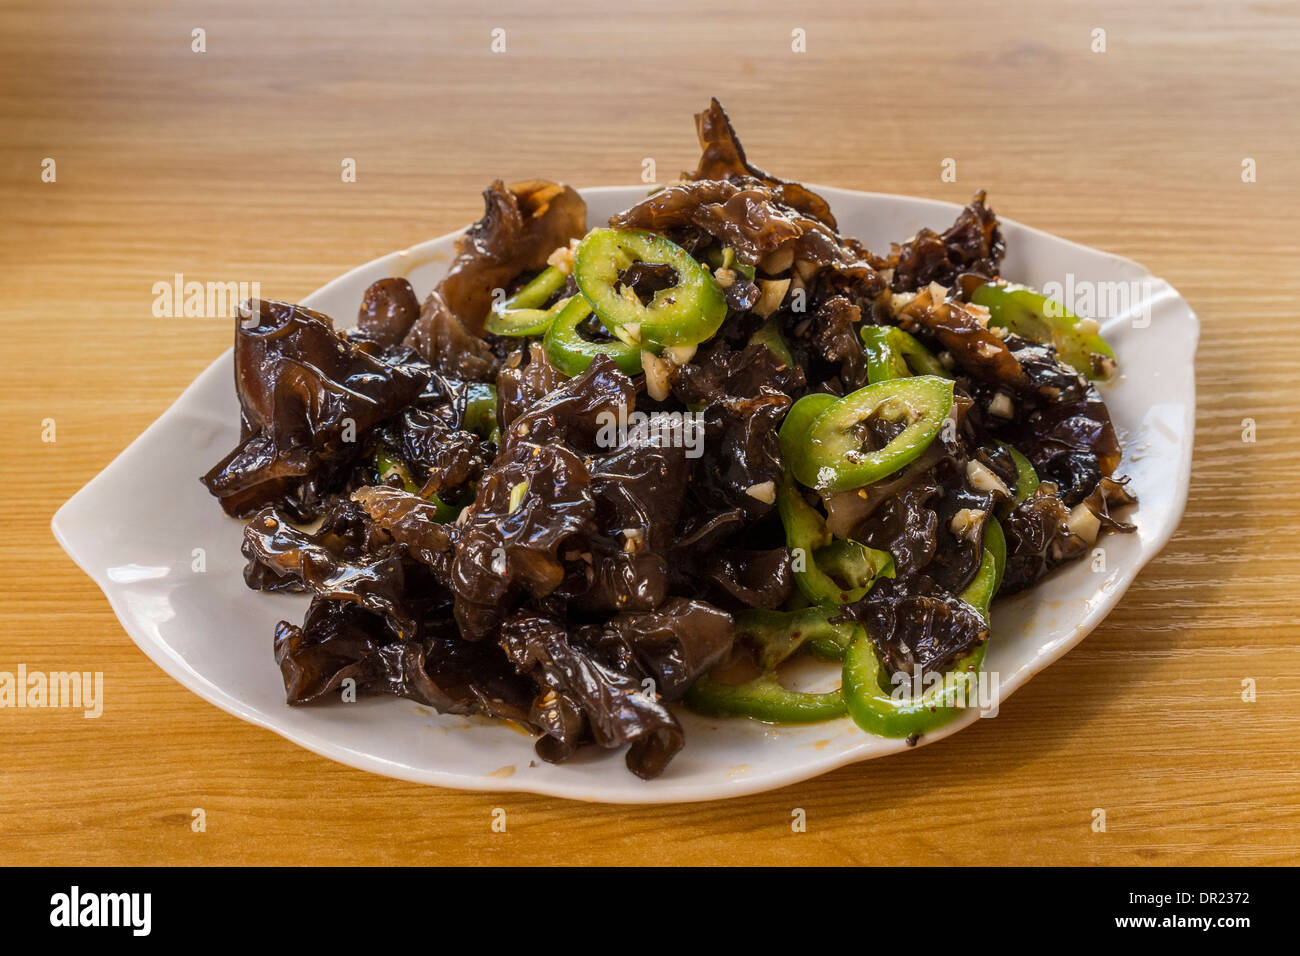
2, 0, 1298, 866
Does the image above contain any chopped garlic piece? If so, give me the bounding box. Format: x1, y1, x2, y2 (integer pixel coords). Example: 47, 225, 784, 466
760, 245, 794, 274
949, 508, 987, 542
641, 350, 671, 401
988, 392, 1015, 419
547, 242, 576, 275
890, 291, 917, 314
752, 278, 791, 318
613, 321, 641, 346
507, 480, 529, 514
1066, 503, 1101, 545
966, 459, 1011, 498
621, 527, 645, 553
663, 343, 697, 365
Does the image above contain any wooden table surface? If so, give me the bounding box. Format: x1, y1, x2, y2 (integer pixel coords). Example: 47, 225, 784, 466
3, 0, 1298, 866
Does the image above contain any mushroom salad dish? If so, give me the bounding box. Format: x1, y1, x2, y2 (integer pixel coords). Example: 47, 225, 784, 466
202, 100, 1135, 779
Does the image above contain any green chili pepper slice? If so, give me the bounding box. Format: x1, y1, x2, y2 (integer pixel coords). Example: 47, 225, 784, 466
684, 607, 850, 723
685, 673, 847, 723
817, 527, 1003, 672
777, 393, 895, 605
573, 228, 727, 348
749, 315, 793, 366
462, 383, 500, 445
375, 447, 418, 493
841, 629, 984, 738
971, 282, 1116, 380
777, 475, 832, 603
778, 395, 840, 602
789, 376, 955, 494
859, 325, 951, 384
801, 603, 862, 661
779, 392, 840, 463
841, 520, 1004, 738
779, 477, 893, 607
484, 266, 569, 337
375, 448, 460, 522
739, 607, 859, 671
860, 326, 909, 382
485, 297, 567, 338
997, 441, 1039, 514
542, 294, 643, 378
959, 528, 1002, 619
813, 538, 895, 602
705, 244, 757, 281
689, 526, 1006, 729
983, 516, 1007, 599
506, 265, 567, 310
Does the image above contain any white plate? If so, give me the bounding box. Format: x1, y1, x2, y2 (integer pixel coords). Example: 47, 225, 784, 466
52, 186, 1197, 803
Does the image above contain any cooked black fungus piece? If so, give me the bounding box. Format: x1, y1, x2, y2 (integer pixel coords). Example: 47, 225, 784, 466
890, 191, 1005, 292
811, 295, 869, 391
551, 444, 686, 616
926, 466, 996, 595
892, 285, 1025, 387
350, 485, 457, 578
404, 291, 499, 382
856, 479, 942, 580
1040, 451, 1101, 507
567, 544, 670, 614
577, 600, 733, 697
560, 439, 688, 613
500, 612, 685, 779
617, 261, 678, 303
205, 99, 1136, 778
241, 505, 412, 631
583, 598, 734, 701
589, 441, 688, 550
997, 334, 1122, 483
408, 179, 585, 340
380, 405, 492, 497
404, 180, 586, 380
450, 439, 596, 640
1084, 476, 1138, 533
695, 391, 790, 519
1008, 337, 1091, 403
502, 354, 635, 453
672, 339, 805, 405
688, 97, 839, 229
357, 277, 421, 347
276, 596, 534, 721
202, 300, 430, 519
724, 276, 761, 312
497, 342, 568, 433
703, 548, 794, 610
837, 577, 990, 676
613, 178, 883, 299
999, 485, 1090, 594
1015, 397, 1122, 482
